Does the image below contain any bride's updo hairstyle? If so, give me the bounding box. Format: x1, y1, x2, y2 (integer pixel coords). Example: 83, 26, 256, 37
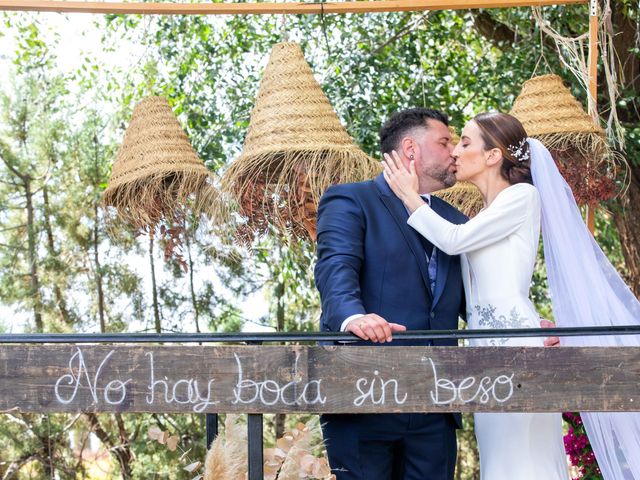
473, 112, 533, 185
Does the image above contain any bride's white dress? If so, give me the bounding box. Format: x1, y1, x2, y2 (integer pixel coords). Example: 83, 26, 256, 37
408, 183, 569, 480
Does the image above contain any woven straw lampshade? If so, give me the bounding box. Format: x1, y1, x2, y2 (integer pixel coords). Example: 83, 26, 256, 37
221, 42, 380, 242
433, 182, 484, 218
448, 124, 460, 145
103, 96, 217, 230
433, 125, 484, 217
510, 74, 618, 204
510, 74, 605, 142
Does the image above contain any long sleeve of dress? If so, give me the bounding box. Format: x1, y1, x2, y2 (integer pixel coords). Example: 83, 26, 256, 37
407, 183, 540, 256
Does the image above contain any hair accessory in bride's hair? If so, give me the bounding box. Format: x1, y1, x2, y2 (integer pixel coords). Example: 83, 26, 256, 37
507, 137, 530, 163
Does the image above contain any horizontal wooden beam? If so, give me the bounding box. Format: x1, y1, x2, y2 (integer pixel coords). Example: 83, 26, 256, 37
1, 345, 638, 414
0, 0, 587, 15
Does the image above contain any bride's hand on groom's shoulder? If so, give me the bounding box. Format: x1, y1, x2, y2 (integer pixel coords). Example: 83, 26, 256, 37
346, 313, 406, 343
540, 319, 561, 347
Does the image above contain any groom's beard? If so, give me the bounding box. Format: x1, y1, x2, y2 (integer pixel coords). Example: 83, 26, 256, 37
425, 165, 457, 189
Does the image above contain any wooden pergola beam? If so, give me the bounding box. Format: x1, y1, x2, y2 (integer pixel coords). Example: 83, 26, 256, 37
0, 0, 587, 15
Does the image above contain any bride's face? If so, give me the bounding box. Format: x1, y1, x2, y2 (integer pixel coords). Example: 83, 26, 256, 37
452, 121, 490, 183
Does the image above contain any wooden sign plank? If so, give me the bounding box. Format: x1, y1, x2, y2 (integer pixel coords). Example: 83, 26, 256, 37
0, 0, 587, 16
1, 345, 638, 414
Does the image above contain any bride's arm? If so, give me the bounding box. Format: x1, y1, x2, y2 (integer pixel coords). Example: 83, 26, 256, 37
407, 184, 538, 255
381, 149, 539, 255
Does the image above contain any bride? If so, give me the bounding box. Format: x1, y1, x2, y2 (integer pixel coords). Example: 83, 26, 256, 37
382, 112, 640, 480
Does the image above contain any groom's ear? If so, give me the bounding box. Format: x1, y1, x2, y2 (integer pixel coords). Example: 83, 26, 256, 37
400, 137, 415, 160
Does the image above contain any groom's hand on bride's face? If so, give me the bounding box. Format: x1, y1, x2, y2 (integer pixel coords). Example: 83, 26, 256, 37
540, 319, 561, 347
346, 314, 407, 343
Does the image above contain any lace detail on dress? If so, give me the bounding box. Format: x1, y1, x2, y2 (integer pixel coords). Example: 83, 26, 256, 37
474, 304, 529, 345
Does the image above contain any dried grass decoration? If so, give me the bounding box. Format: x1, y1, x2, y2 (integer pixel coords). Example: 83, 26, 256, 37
203, 416, 334, 480
220, 42, 380, 243
203, 415, 247, 480
510, 74, 621, 205
433, 126, 484, 217
102, 96, 217, 268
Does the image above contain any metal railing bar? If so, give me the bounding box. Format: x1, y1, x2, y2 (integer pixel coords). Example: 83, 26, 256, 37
247, 414, 264, 479
1, 325, 640, 344
206, 413, 218, 449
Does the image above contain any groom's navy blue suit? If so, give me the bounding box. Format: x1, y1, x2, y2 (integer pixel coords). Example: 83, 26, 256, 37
315, 174, 467, 480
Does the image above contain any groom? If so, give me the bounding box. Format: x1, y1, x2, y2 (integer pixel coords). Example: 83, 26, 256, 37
314, 108, 468, 480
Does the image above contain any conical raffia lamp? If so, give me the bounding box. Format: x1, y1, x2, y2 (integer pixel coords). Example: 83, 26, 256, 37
433, 126, 484, 217
102, 96, 218, 231
510, 74, 619, 205
220, 42, 380, 242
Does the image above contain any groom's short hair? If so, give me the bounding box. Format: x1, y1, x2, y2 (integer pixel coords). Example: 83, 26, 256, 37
379, 108, 449, 155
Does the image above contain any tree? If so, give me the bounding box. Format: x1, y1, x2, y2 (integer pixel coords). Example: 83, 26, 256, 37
0, 22, 69, 332
0, 5, 635, 478
468, 2, 640, 293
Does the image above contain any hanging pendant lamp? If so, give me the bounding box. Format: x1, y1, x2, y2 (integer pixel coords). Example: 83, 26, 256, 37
510, 74, 620, 205
102, 96, 218, 231
220, 42, 380, 242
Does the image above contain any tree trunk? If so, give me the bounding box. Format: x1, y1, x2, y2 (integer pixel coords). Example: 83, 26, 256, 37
611, 171, 640, 297
149, 235, 161, 334
275, 279, 286, 440
35, 414, 55, 479
25, 179, 44, 332
42, 186, 73, 325
610, 0, 640, 111
608, 0, 640, 296
85, 414, 133, 479
185, 229, 200, 333
93, 203, 107, 333
470, 4, 640, 297
114, 413, 134, 479
2, 454, 40, 480
91, 132, 107, 333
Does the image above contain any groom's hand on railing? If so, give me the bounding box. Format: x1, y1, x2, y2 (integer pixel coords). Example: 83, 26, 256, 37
540, 319, 561, 347
346, 314, 407, 343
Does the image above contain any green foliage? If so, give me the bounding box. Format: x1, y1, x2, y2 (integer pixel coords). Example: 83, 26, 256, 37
0, 4, 637, 478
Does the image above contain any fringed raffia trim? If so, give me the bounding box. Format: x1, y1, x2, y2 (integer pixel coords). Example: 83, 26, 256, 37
535, 132, 609, 161
535, 132, 628, 198
218, 148, 381, 242
102, 169, 220, 231
433, 182, 484, 218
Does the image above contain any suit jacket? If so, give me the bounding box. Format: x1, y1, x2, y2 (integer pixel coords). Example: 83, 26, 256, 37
315, 174, 468, 429
315, 173, 467, 346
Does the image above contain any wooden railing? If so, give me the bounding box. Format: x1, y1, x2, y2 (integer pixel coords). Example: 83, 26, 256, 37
2, 328, 640, 479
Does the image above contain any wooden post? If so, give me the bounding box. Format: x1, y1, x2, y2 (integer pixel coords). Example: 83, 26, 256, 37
587, 0, 599, 117
586, 0, 598, 233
